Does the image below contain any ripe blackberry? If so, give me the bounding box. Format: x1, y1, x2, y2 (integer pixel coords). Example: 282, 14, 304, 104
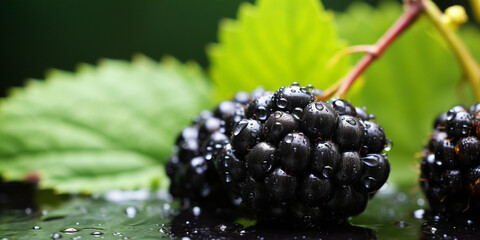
420, 104, 480, 217
213, 83, 390, 224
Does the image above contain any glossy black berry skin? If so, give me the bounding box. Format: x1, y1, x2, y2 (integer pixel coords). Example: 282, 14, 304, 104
421, 103, 480, 217
214, 83, 390, 224
167, 83, 391, 225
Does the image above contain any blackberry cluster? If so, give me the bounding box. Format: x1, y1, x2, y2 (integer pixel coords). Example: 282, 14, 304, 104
420, 104, 480, 217
167, 83, 391, 224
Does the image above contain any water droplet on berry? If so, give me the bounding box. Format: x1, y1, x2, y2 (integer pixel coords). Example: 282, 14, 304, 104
284, 133, 294, 144
257, 106, 268, 120
363, 177, 376, 189
346, 118, 357, 125
225, 172, 232, 183
362, 155, 379, 166
315, 102, 324, 111
293, 107, 304, 120
384, 139, 393, 151
274, 111, 283, 119
307, 84, 314, 91
233, 120, 248, 136
272, 122, 284, 135
277, 98, 288, 109
322, 166, 333, 178
292, 82, 300, 86
205, 152, 213, 160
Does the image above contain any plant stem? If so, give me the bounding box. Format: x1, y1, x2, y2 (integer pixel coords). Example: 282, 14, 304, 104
422, 0, 480, 101
471, 0, 480, 23
333, 0, 425, 98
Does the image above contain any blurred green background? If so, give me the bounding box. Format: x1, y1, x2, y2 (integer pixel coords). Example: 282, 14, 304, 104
0, 0, 472, 96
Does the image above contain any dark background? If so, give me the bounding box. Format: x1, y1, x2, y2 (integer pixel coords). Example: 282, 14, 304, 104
0, 0, 471, 97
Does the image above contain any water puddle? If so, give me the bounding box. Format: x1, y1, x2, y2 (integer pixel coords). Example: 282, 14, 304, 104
1, 182, 479, 239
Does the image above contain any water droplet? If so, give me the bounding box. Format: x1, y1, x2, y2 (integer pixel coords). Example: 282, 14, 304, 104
248, 192, 255, 199
33, 226, 41, 230
205, 152, 213, 160
284, 133, 294, 144
394, 220, 409, 228
61, 228, 78, 234
363, 177, 376, 189
181, 237, 191, 240
314, 102, 324, 111
274, 111, 283, 119
91, 231, 103, 236
192, 206, 201, 217
217, 224, 227, 232
233, 120, 248, 136
346, 118, 357, 125
257, 106, 268, 120
322, 166, 333, 178
52, 233, 62, 239
25, 208, 32, 214
239, 230, 246, 235
300, 87, 309, 93
307, 84, 314, 91
225, 172, 232, 183
277, 98, 288, 109
413, 209, 425, 219
250, 130, 259, 137
292, 82, 300, 86
293, 107, 303, 120
384, 138, 393, 151
272, 122, 284, 134
362, 155, 379, 167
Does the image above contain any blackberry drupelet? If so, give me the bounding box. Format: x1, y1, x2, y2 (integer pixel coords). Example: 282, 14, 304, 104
420, 103, 480, 217
213, 83, 391, 224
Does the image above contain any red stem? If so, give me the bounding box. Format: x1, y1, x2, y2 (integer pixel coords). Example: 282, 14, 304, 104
334, 1, 425, 98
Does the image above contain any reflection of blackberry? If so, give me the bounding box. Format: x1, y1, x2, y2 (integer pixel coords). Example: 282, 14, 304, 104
213, 83, 391, 224
421, 104, 480, 216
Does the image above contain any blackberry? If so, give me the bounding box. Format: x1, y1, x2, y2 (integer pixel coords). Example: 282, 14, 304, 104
420, 104, 480, 217
213, 83, 390, 224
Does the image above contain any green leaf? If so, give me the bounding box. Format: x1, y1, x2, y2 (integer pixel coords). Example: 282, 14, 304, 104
208, 0, 350, 99
0, 55, 213, 193
336, 1, 480, 186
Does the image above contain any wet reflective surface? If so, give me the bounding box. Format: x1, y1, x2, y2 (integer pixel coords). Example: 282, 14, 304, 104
1, 182, 480, 240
